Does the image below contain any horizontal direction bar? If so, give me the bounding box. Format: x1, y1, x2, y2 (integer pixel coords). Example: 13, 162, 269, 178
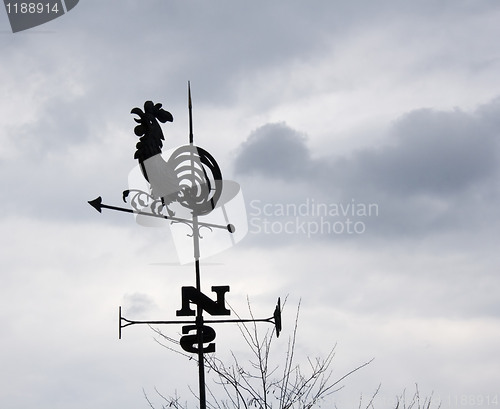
119, 297, 281, 339
120, 316, 274, 326
89, 196, 235, 232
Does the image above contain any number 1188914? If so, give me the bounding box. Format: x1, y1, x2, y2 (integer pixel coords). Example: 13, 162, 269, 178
5, 2, 60, 14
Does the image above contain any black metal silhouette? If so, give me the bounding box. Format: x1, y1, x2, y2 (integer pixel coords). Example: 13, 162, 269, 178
167, 145, 222, 216
118, 297, 282, 340
88, 82, 280, 409
132, 101, 173, 162
88, 196, 235, 233
130, 97, 222, 218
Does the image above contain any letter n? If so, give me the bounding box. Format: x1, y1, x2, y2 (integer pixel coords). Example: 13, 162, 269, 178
176, 286, 230, 316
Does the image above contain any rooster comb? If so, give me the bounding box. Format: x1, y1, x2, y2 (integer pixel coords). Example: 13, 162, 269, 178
131, 101, 173, 137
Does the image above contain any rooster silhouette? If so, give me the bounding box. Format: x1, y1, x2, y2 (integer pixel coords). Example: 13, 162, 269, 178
129, 99, 224, 218
131, 101, 180, 211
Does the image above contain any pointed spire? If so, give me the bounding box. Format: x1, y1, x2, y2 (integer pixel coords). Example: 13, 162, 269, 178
188, 81, 193, 144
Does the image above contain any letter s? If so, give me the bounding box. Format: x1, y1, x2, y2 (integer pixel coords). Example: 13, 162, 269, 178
179, 325, 216, 354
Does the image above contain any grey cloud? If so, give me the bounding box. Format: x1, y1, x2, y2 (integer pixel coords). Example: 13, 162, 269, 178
234, 98, 500, 242
11, 98, 91, 160
27, 1, 484, 108
236, 98, 500, 195
234, 123, 311, 180
122, 292, 157, 318
345, 108, 498, 198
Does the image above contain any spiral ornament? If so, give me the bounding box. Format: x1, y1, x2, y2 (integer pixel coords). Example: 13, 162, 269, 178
168, 145, 223, 216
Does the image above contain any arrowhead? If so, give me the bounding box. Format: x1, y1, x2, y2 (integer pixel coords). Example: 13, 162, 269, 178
88, 197, 103, 213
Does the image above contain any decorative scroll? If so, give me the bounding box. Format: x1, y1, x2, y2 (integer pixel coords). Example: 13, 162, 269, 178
122, 189, 165, 215
168, 145, 223, 216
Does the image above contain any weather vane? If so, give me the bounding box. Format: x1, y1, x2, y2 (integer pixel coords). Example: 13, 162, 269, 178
88, 82, 281, 409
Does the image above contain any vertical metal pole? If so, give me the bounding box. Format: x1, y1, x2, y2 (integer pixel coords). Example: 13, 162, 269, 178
193, 217, 206, 409
188, 81, 207, 409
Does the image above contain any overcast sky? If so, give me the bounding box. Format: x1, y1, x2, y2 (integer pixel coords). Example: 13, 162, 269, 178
1, 1, 500, 408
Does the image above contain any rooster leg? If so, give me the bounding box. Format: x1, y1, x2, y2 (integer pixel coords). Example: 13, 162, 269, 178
161, 196, 176, 217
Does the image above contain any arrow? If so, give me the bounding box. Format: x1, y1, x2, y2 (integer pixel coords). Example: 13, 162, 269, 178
88, 196, 235, 233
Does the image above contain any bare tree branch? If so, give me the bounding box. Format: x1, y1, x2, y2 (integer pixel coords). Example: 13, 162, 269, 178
144, 298, 438, 409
